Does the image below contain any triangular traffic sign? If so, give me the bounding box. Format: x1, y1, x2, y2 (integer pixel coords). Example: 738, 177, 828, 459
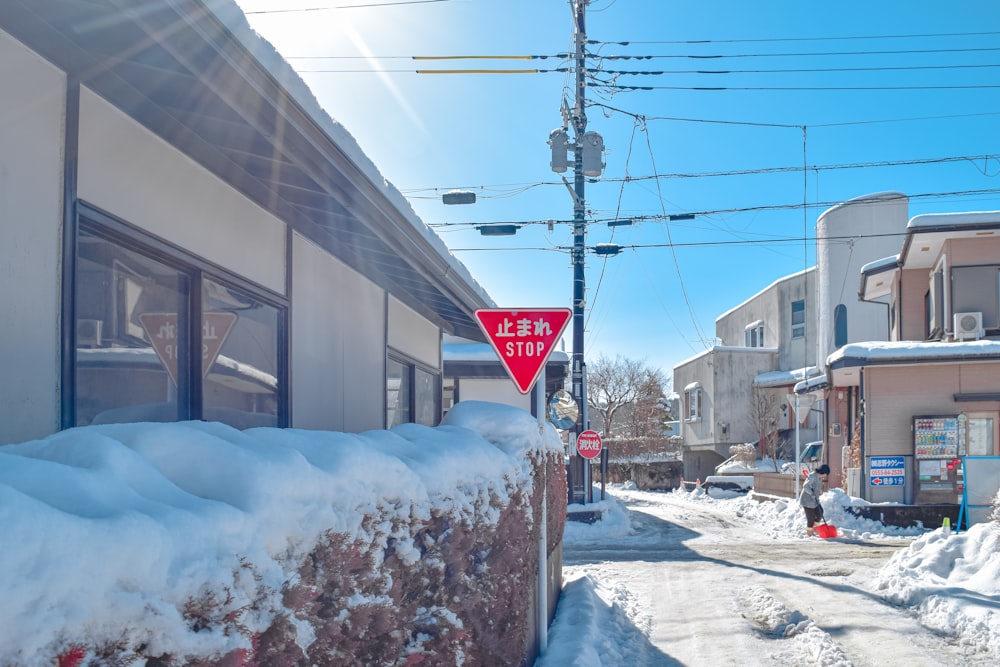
474, 308, 572, 394
139, 312, 238, 386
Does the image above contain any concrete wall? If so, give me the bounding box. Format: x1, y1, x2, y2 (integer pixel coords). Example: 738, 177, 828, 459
715, 269, 816, 373
816, 193, 907, 362
0, 28, 65, 444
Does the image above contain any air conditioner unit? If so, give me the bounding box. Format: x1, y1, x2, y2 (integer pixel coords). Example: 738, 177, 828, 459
953, 311, 984, 341
76, 318, 103, 347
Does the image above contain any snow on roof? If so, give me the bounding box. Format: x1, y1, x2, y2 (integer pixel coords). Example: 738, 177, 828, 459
816, 191, 907, 222
794, 373, 829, 395
674, 345, 775, 369
715, 267, 814, 324
828, 340, 1000, 366
202, 0, 493, 307
753, 366, 820, 388
860, 254, 900, 275
908, 210, 1000, 230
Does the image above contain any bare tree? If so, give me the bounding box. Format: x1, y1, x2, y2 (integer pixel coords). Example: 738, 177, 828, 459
587, 355, 670, 439
747, 386, 781, 471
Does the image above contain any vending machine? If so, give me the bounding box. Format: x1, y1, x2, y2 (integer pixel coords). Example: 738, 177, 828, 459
913, 414, 965, 504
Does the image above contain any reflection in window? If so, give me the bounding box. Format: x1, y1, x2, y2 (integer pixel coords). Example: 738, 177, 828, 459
74, 220, 285, 430
386, 357, 411, 427
414, 367, 439, 426
387, 354, 441, 428
202, 278, 279, 428
75, 229, 189, 426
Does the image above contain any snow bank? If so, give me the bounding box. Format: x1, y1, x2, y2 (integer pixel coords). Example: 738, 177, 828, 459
0, 401, 562, 665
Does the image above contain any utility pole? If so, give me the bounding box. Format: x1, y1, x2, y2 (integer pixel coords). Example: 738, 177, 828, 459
571, 0, 589, 504
549, 1, 602, 504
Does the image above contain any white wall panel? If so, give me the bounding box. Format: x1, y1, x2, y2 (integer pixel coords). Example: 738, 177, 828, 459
388, 296, 440, 368
457, 379, 531, 412
0, 29, 64, 444
77, 89, 285, 294
291, 233, 385, 432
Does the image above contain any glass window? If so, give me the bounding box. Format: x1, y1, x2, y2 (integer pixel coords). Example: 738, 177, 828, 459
414, 367, 439, 426
685, 387, 701, 421
201, 278, 280, 428
386, 357, 411, 427
76, 229, 190, 426
791, 300, 805, 339
74, 218, 286, 430
834, 304, 848, 348
387, 354, 441, 427
744, 322, 764, 348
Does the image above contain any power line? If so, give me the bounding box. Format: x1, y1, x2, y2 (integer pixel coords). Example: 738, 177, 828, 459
601, 83, 1000, 92
590, 103, 1000, 129
590, 45, 1000, 60
427, 187, 1000, 229
591, 30, 1000, 46
404, 153, 1000, 200
588, 62, 1000, 76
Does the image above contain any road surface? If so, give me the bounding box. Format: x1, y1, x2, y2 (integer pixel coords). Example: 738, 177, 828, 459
561, 488, 989, 666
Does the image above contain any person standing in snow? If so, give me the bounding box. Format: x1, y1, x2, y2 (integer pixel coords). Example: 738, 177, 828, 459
799, 464, 830, 537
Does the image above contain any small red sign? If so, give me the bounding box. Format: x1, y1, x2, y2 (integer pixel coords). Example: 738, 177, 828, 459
577, 430, 603, 459
474, 308, 572, 394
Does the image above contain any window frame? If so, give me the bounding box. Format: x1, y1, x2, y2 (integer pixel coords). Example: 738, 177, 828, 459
684, 385, 702, 422
67, 203, 289, 429
791, 299, 806, 339
744, 320, 764, 348
386, 349, 441, 428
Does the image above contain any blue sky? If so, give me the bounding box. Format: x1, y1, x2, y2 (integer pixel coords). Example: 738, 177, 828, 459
234, 0, 1000, 382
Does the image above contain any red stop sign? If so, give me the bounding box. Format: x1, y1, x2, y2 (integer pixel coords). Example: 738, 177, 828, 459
577, 430, 603, 459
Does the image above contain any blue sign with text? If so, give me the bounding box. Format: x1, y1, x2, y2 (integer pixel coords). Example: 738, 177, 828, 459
870, 456, 905, 486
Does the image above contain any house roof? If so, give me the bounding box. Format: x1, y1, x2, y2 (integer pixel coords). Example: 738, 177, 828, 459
828, 340, 1000, 387
0, 0, 493, 340
753, 366, 821, 389
899, 210, 1000, 271
859, 210, 1000, 302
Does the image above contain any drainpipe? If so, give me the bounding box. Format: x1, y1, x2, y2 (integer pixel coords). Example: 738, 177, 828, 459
535, 367, 548, 655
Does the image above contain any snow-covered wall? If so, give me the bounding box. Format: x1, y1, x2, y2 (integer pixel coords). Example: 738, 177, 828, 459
0, 402, 566, 666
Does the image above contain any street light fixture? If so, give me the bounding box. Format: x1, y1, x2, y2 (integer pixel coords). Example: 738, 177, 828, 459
442, 190, 477, 205
476, 224, 520, 236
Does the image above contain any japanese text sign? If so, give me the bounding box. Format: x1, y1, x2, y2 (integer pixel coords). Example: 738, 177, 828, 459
474, 308, 572, 394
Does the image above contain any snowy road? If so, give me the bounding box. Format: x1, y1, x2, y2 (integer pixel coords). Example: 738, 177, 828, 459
556, 488, 992, 667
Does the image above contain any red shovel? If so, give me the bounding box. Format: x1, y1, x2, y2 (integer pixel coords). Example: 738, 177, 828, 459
815, 521, 838, 539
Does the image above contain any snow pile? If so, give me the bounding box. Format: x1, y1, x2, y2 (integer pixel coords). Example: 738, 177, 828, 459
539, 574, 654, 667
686, 485, 927, 540
874, 521, 1000, 657
0, 401, 560, 664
